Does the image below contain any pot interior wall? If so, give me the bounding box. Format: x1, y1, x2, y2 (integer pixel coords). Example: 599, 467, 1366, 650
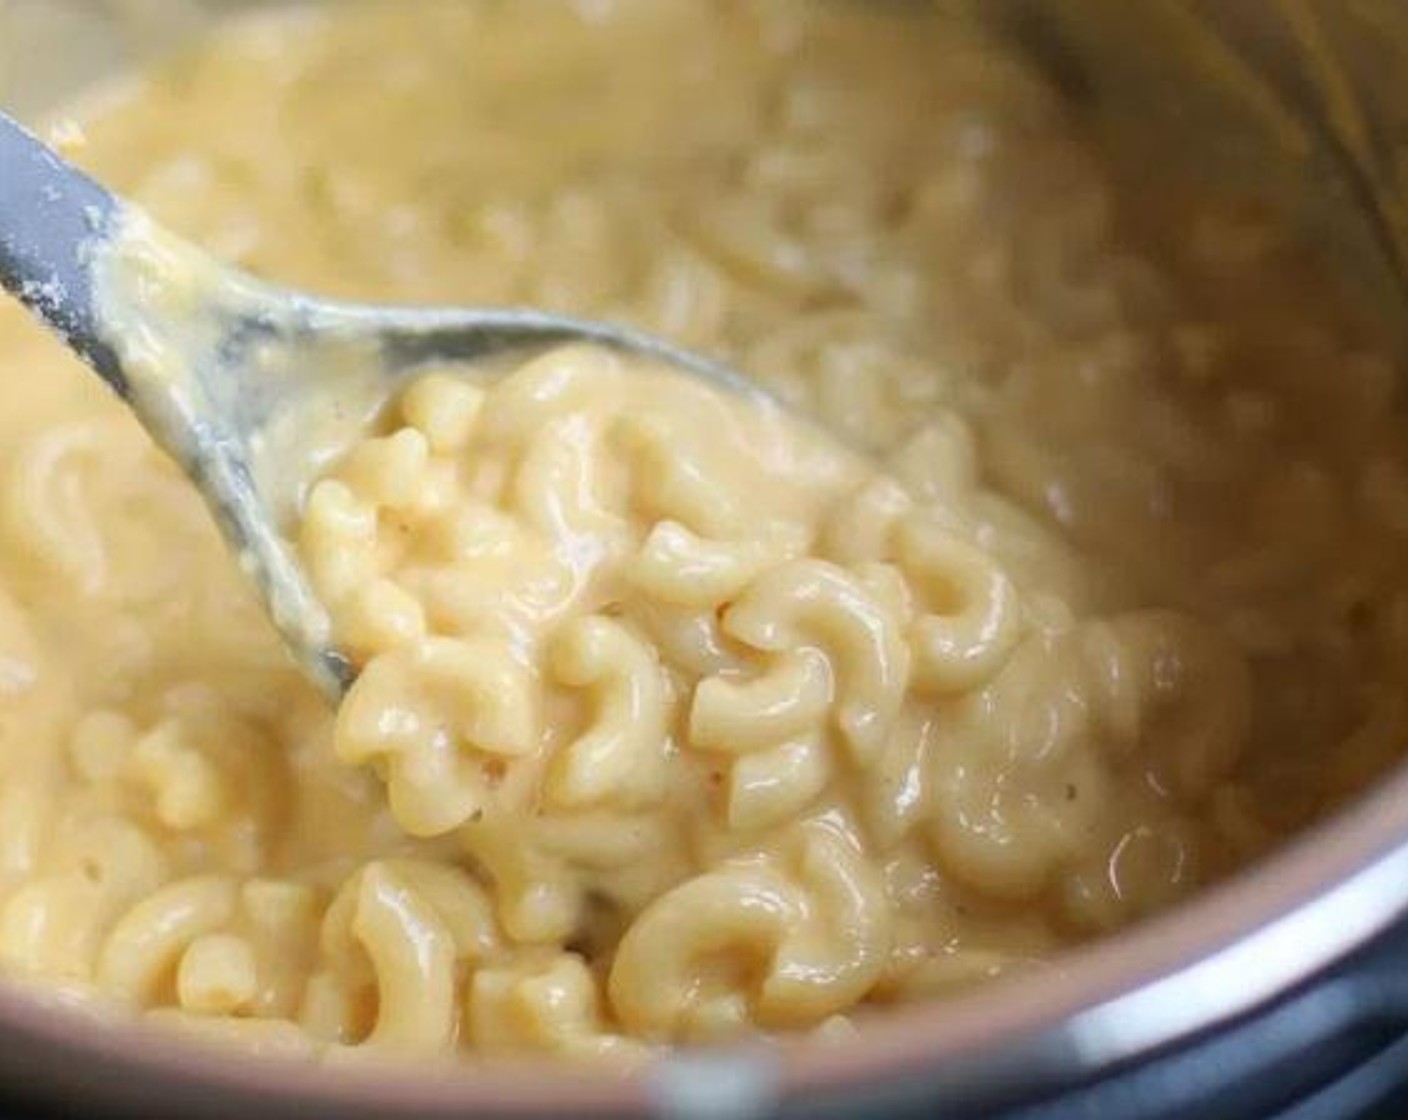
976, 0, 1408, 331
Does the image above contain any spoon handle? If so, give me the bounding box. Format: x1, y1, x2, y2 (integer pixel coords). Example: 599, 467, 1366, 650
0, 110, 125, 392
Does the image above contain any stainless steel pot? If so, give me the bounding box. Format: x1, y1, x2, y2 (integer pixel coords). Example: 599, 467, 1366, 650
2, 2, 1408, 1116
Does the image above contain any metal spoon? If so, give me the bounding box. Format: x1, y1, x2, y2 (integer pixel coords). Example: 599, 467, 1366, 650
0, 110, 753, 700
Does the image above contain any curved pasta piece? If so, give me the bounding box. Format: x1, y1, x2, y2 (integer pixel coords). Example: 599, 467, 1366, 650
0, 780, 52, 891
131, 722, 227, 831
0, 584, 54, 713
626, 598, 746, 680
381, 861, 501, 962
754, 824, 892, 1021
51, 813, 171, 905
622, 522, 780, 683
975, 492, 1096, 616
927, 741, 1111, 901
819, 476, 913, 566
234, 878, 323, 1020
398, 372, 485, 455
546, 617, 669, 809
3, 418, 194, 602
1059, 817, 1199, 932
458, 819, 584, 946
418, 499, 522, 564
923, 608, 1245, 900
858, 709, 934, 850
855, 561, 915, 632
335, 577, 427, 660
896, 516, 1022, 695
726, 738, 832, 832
300, 480, 381, 606
718, 560, 909, 765
349, 864, 458, 1051
1082, 610, 1251, 798
689, 638, 837, 830
922, 627, 1114, 899
479, 344, 623, 445
743, 311, 943, 451
461, 809, 685, 946
0, 874, 108, 980
513, 414, 630, 549
884, 411, 981, 514
636, 248, 728, 350
3, 421, 122, 597
949, 629, 1095, 768
335, 637, 538, 836
614, 411, 747, 538
407, 548, 580, 650
321, 860, 500, 975
314, 859, 500, 1051
468, 952, 646, 1061
96, 876, 239, 1004
685, 193, 820, 299
627, 521, 782, 609
176, 932, 258, 1014
690, 649, 831, 754
608, 822, 890, 1039
100, 690, 293, 873
337, 428, 432, 512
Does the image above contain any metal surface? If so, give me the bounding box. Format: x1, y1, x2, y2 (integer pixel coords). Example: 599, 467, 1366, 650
985, 0, 1408, 321
2, 1, 1408, 1116
0, 111, 122, 383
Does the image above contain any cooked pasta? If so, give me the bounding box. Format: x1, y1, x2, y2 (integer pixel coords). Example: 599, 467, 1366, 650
0, 0, 1404, 1063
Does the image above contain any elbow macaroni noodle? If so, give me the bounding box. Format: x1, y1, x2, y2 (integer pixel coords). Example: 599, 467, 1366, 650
0, 0, 1405, 1061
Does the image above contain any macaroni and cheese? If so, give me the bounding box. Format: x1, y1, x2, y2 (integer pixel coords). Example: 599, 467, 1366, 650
0, 0, 1404, 1060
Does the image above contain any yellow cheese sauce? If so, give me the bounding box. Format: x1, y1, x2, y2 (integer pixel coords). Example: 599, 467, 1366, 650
0, 0, 1407, 1059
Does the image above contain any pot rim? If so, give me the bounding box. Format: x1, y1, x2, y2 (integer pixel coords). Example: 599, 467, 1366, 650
0, 764, 1406, 1118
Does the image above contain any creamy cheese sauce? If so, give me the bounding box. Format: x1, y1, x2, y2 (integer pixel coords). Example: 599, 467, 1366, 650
0, 0, 1405, 1060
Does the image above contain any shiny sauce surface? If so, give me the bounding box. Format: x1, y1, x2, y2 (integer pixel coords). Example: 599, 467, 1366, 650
0, 0, 1403, 1059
